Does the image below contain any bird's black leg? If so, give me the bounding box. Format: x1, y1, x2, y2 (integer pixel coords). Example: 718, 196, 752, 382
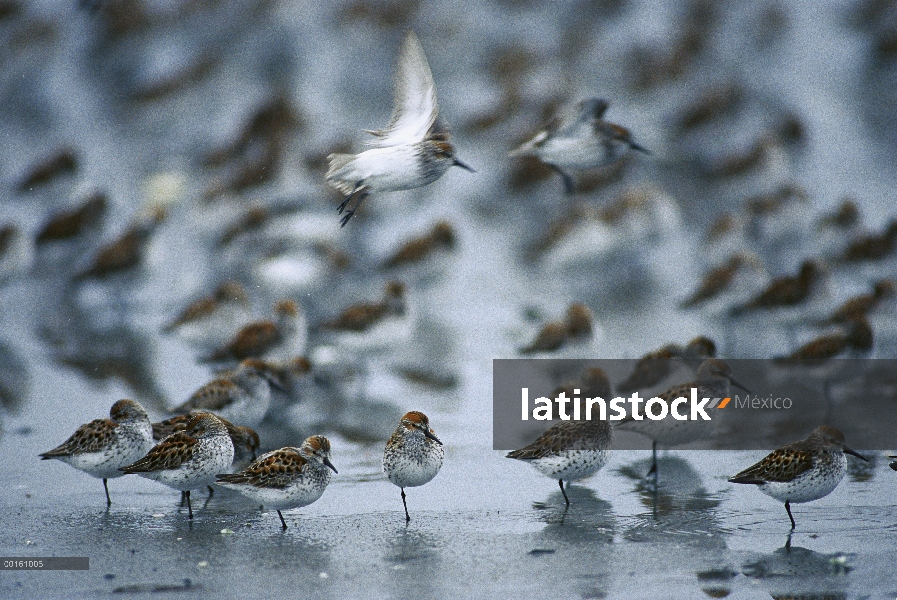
549, 164, 576, 195
785, 531, 793, 551
558, 479, 570, 507
207, 486, 214, 497
180, 491, 186, 507
337, 181, 364, 214
186, 491, 193, 520
785, 500, 795, 530
401, 488, 411, 522
340, 191, 369, 228
278, 510, 288, 530
647, 440, 658, 478
103, 478, 111, 507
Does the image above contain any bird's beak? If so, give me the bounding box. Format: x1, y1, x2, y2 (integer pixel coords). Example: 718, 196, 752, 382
843, 446, 868, 462
424, 430, 443, 445
452, 159, 475, 172
323, 457, 338, 473
730, 377, 751, 394
630, 142, 651, 155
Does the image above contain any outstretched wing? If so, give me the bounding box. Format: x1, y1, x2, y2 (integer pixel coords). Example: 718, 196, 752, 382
366, 31, 439, 147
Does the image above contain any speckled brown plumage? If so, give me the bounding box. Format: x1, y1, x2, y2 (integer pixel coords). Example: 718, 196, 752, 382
153, 414, 260, 460
40, 417, 119, 457
120, 431, 199, 473
216, 447, 308, 489
730, 445, 814, 484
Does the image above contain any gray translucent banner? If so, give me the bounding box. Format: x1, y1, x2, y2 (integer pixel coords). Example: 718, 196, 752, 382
493, 359, 897, 450
0, 557, 89, 570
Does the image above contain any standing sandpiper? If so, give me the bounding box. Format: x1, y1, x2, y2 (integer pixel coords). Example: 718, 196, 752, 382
326, 31, 474, 227
216, 435, 337, 530
172, 359, 284, 428
383, 411, 444, 522
40, 399, 154, 506
729, 425, 868, 529
509, 98, 649, 195
616, 359, 750, 477
506, 368, 614, 506
120, 413, 235, 519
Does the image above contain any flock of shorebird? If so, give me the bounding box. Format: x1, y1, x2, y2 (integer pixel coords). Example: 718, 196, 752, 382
40, 400, 443, 529
40, 356, 873, 532
27, 27, 894, 535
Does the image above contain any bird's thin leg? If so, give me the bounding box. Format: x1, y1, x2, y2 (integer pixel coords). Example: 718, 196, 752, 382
103, 478, 111, 507
180, 491, 186, 507
647, 440, 658, 478
340, 191, 369, 228
785, 531, 793, 551
785, 500, 796, 530
558, 479, 570, 507
401, 488, 411, 522
549, 164, 576, 195
337, 181, 364, 214
186, 491, 193, 520
278, 510, 288, 530
207, 486, 214, 498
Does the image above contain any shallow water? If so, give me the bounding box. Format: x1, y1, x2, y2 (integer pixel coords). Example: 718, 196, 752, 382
1, 0, 897, 598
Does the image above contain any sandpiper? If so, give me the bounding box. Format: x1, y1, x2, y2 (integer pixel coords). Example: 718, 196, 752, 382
73, 207, 166, 281
509, 98, 649, 195
729, 260, 823, 316
162, 280, 251, 346
617, 359, 750, 476
779, 317, 873, 361
40, 399, 155, 506
153, 413, 260, 464
327, 31, 474, 227
383, 411, 444, 522
171, 359, 283, 428
506, 368, 614, 506
729, 425, 868, 529
382, 220, 456, 269
36, 192, 107, 244
616, 336, 716, 394
680, 252, 763, 309
321, 281, 410, 350
820, 279, 897, 325
839, 219, 897, 263
519, 303, 595, 355
216, 435, 337, 530
120, 413, 234, 519
203, 299, 306, 363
